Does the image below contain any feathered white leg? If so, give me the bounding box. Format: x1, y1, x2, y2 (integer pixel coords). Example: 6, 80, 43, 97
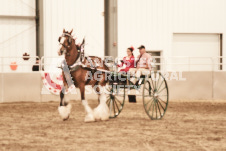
82, 100, 95, 122
58, 102, 72, 120
93, 86, 110, 121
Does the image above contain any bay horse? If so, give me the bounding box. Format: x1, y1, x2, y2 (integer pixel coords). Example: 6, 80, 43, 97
57, 29, 110, 122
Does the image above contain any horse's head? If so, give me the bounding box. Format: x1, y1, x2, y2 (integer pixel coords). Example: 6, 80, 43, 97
58, 29, 74, 56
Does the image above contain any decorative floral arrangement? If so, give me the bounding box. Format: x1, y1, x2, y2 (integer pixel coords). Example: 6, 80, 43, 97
10, 62, 18, 71
22, 52, 30, 61
41, 72, 75, 95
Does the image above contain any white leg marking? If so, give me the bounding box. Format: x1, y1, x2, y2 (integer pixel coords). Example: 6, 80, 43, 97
93, 86, 110, 121
82, 100, 95, 122
58, 98, 72, 120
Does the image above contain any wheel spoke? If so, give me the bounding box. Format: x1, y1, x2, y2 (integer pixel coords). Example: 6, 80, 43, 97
155, 101, 158, 119
144, 98, 153, 108
147, 100, 153, 113
145, 87, 149, 91
152, 101, 155, 118
115, 97, 122, 106
144, 81, 153, 94
109, 100, 113, 116
145, 87, 153, 94
158, 95, 167, 104
114, 99, 120, 113
158, 87, 166, 94
112, 98, 116, 115
107, 83, 125, 118
145, 84, 154, 93
158, 94, 167, 97
158, 97, 167, 105
157, 80, 164, 91
151, 78, 155, 90
156, 100, 162, 117
158, 99, 165, 111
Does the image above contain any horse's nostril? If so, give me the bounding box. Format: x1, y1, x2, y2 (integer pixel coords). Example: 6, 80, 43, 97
58, 50, 63, 55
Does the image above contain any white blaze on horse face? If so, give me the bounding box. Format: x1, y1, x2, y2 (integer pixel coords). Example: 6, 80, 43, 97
60, 37, 66, 44
58, 37, 66, 56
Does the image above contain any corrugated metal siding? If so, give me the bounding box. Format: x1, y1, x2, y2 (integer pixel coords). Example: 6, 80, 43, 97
118, 0, 226, 58
0, 0, 36, 72
43, 0, 104, 57
0, 0, 35, 16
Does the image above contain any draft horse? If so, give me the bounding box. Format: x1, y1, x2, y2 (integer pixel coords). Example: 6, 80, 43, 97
57, 29, 109, 122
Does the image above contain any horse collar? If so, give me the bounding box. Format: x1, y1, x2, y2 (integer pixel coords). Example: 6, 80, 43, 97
67, 49, 81, 72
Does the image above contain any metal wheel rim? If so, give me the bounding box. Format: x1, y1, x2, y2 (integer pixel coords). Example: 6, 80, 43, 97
143, 72, 169, 120
106, 84, 125, 118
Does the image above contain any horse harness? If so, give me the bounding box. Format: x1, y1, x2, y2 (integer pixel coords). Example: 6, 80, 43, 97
58, 35, 109, 85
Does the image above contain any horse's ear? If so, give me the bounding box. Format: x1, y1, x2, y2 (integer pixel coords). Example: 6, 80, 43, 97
81, 38, 85, 45
63, 28, 65, 33
69, 29, 73, 35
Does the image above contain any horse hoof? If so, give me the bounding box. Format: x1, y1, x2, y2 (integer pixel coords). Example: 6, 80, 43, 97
58, 104, 72, 120
84, 113, 95, 122
93, 108, 101, 121
63, 115, 70, 121
100, 113, 109, 121
93, 105, 109, 121
101, 116, 109, 121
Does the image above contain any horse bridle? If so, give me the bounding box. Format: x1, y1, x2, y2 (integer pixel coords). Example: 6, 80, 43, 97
58, 33, 74, 56
58, 33, 84, 71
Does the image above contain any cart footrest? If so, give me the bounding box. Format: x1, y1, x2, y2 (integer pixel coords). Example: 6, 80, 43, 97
128, 95, 136, 103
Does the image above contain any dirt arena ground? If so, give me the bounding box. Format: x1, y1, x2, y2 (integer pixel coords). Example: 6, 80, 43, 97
0, 100, 225, 151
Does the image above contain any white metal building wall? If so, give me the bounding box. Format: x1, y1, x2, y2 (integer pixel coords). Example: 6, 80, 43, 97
0, 0, 35, 16
1, 0, 226, 71
43, 0, 104, 58
118, 0, 226, 63
0, 0, 36, 72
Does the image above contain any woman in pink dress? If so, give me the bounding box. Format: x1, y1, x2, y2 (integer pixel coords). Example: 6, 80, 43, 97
118, 46, 135, 73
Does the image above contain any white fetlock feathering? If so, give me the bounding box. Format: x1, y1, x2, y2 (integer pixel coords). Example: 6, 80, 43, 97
58, 103, 72, 120
94, 89, 110, 121
84, 113, 95, 122
93, 103, 109, 121
82, 100, 95, 122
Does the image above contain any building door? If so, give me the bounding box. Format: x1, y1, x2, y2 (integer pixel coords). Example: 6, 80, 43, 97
172, 33, 221, 71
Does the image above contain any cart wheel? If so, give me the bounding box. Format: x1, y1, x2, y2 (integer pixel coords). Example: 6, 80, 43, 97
143, 72, 169, 120
106, 84, 125, 118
